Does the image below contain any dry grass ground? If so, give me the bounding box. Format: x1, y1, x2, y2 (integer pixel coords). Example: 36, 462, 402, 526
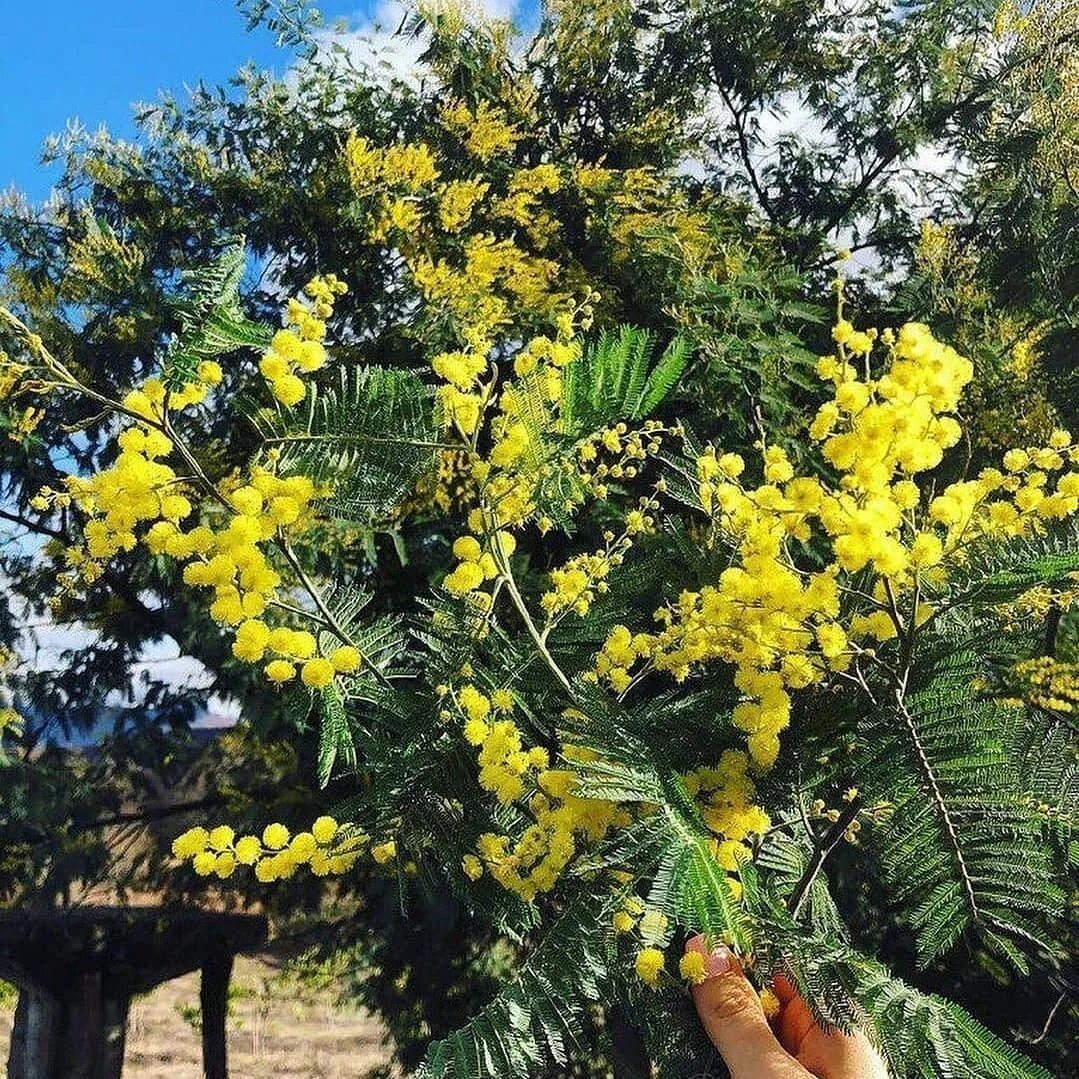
0, 954, 395, 1078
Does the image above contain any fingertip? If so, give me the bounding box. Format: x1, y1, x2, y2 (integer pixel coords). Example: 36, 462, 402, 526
689, 948, 794, 1074
773, 974, 798, 1004
684, 934, 738, 980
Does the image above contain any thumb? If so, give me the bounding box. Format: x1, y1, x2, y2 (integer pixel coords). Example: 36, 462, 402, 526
686, 936, 807, 1079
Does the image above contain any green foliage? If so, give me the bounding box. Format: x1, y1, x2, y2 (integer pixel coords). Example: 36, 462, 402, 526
249, 365, 440, 526
418, 893, 618, 1079
163, 240, 271, 390
856, 652, 1064, 965
317, 683, 354, 789
2, 2, 1076, 1076
562, 327, 688, 437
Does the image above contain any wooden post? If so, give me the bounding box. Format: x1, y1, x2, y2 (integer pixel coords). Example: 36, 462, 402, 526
6, 975, 126, 1079
102, 994, 130, 1079
7, 986, 59, 1079
200, 952, 234, 1079
67, 971, 105, 1079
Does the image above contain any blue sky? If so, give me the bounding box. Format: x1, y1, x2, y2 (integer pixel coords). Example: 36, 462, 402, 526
0, 1, 370, 202
1, 2, 539, 203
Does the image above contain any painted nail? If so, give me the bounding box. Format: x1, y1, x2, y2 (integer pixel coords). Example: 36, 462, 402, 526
686, 934, 732, 979
703, 944, 731, 978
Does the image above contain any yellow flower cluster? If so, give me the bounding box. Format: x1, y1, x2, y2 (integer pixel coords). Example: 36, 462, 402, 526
620, 905, 675, 989
456, 680, 547, 803
686, 750, 768, 897
0, 348, 27, 400
759, 986, 782, 1018
0, 706, 23, 740
594, 312, 1079, 774
494, 165, 562, 241
541, 500, 657, 622
171, 817, 366, 881
612, 894, 647, 934
634, 946, 666, 987
576, 421, 669, 500
473, 764, 630, 902
574, 164, 721, 271
541, 541, 624, 619
345, 135, 440, 194
454, 685, 631, 899
258, 275, 346, 407
418, 240, 573, 389
996, 582, 1079, 628
161, 468, 359, 687
46, 278, 371, 691
437, 178, 490, 232
1008, 656, 1079, 713
404, 448, 481, 517
441, 99, 520, 162
47, 360, 225, 583
437, 324, 631, 612
343, 126, 589, 438
678, 950, 708, 985
442, 530, 515, 598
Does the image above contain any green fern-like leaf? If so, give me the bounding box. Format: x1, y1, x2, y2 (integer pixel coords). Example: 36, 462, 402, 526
562, 326, 688, 437
317, 683, 354, 787
854, 638, 1066, 966
163, 240, 271, 389
417, 891, 618, 1079
248, 365, 440, 525
940, 520, 1079, 610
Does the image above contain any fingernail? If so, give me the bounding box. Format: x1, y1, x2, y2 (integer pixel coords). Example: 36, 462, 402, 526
703, 944, 731, 978
686, 934, 731, 979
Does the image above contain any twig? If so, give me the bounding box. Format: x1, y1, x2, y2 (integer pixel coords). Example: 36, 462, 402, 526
493, 548, 575, 695
75, 796, 225, 833
279, 541, 393, 691
1018, 990, 1068, 1046
787, 798, 861, 919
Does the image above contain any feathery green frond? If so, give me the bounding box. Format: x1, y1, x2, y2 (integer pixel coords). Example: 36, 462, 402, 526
317, 683, 354, 787
249, 365, 439, 524
417, 892, 618, 1079
854, 637, 1066, 966
163, 240, 271, 389
562, 326, 688, 437
941, 520, 1079, 611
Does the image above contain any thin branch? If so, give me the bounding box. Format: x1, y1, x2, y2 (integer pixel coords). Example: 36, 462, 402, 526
1017, 990, 1069, 1046
279, 541, 393, 691
76, 796, 225, 833
713, 79, 777, 223
0, 506, 65, 541
493, 549, 575, 695
787, 797, 862, 919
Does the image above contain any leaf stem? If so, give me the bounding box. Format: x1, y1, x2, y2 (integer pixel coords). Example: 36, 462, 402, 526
493, 548, 575, 695
279, 541, 393, 690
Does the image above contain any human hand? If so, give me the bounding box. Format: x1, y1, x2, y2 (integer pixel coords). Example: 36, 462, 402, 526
686, 935, 890, 1079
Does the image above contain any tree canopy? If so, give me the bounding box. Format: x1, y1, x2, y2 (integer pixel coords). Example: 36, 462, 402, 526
1, 2, 1076, 1075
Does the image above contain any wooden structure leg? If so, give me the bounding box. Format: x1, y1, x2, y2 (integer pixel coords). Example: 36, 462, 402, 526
8, 987, 59, 1079
102, 993, 130, 1079
6, 975, 129, 1079
200, 952, 234, 1079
